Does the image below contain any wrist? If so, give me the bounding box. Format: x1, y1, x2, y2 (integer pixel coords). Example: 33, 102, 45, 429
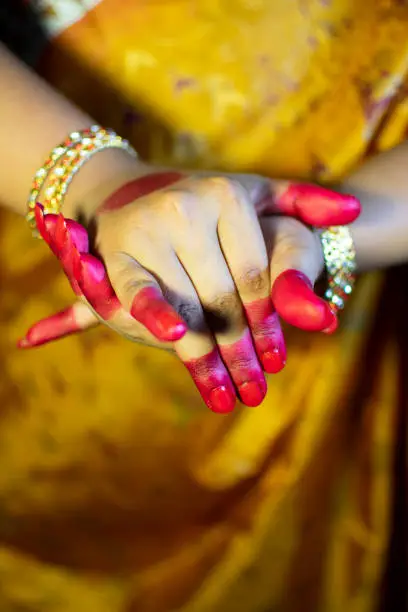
61, 148, 150, 222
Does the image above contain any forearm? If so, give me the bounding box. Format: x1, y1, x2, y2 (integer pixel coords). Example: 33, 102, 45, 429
344, 142, 408, 271
0, 44, 139, 218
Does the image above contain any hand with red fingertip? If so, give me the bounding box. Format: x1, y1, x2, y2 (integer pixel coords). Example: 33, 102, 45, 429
273, 183, 360, 226
19, 168, 360, 414
271, 270, 337, 333
130, 287, 187, 342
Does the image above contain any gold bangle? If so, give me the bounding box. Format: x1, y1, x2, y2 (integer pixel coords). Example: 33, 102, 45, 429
317, 226, 357, 314
26, 126, 137, 236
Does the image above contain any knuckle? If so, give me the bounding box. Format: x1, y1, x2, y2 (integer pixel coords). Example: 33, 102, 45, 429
158, 190, 196, 219
207, 291, 241, 317
122, 277, 150, 299
176, 301, 205, 333
205, 291, 244, 333
239, 267, 269, 295
228, 353, 254, 372
207, 176, 240, 204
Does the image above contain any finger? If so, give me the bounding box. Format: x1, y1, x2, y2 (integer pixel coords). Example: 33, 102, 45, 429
114, 236, 236, 413
76, 253, 122, 320
17, 302, 98, 348
273, 270, 337, 334
170, 271, 237, 413
216, 177, 286, 374
237, 178, 361, 226
263, 217, 337, 333
104, 252, 187, 342
37, 207, 122, 321
35, 206, 181, 347
182, 347, 237, 414
167, 181, 267, 406
36, 204, 86, 296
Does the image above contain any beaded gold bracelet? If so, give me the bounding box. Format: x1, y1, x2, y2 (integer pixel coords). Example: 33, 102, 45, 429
26, 126, 137, 236
317, 226, 357, 314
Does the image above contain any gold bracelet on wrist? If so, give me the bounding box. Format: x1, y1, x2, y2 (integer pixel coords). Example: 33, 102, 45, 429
26, 125, 137, 237
317, 226, 357, 314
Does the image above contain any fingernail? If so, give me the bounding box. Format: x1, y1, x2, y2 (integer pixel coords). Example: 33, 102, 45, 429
145, 309, 187, 342
34, 203, 50, 243
65, 219, 89, 252
322, 313, 338, 334
17, 336, 30, 349
209, 386, 236, 414
55, 214, 68, 251
78, 254, 105, 283
130, 288, 187, 342
238, 381, 266, 406
262, 348, 286, 373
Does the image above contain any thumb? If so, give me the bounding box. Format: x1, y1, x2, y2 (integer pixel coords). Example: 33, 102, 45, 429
261, 217, 337, 334
17, 301, 99, 349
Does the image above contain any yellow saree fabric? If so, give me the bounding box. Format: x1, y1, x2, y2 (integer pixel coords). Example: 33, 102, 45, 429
0, 1, 406, 610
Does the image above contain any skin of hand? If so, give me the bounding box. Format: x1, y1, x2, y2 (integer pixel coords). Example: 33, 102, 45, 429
18, 169, 360, 414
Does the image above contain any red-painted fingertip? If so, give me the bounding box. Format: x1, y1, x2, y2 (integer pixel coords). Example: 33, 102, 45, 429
238, 380, 266, 406
279, 184, 361, 227
54, 214, 68, 251
65, 219, 89, 253
130, 287, 187, 342
272, 269, 335, 332
34, 203, 50, 242
335, 193, 361, 224
261, 348, 286, 373
17, 336, 31, 349
78, 253, 106, 283
208, 385, 236, 413
322, 312, 338, 334
147, 312, 187, 342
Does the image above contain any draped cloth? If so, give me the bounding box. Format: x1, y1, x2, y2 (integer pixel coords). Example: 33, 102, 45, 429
0, 1, 406, 610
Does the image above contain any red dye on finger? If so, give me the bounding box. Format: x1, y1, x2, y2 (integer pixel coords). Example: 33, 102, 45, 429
130, 286, 187, 342
34, 203, 50, 244
43, 213, 83, 296
99, 172, 184, 213
272, 269, 337, 331
17, 306, 81, 348
261, 349, 286, 374
323, 315, 338, 335
244, 297, 286, 374
78, 253, 121, 319
277, 184, 361, 226
64, 218, 89, 253
238, 381, 265, 406
183, 349, 236, 413
218, 330, 267, 406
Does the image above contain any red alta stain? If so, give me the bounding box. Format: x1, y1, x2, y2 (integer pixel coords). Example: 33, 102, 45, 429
77, 253, 121, 320
130, 286, 187, 341
36, 204, 120, 321
99, 172, 184, 212
17, 306, 81, 348
276, 183, 361, 226
218, 329, 267, 406
244, 297, 287, 374
183, 349, 237, 414
272, 269, 337, 332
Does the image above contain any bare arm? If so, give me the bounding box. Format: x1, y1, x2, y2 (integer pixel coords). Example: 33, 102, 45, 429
344, 142, 408, 270
0, 43, 139, 217
1, 42, 408, 272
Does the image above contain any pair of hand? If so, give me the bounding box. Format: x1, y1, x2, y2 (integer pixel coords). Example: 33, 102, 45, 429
19, 169, 360, 413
